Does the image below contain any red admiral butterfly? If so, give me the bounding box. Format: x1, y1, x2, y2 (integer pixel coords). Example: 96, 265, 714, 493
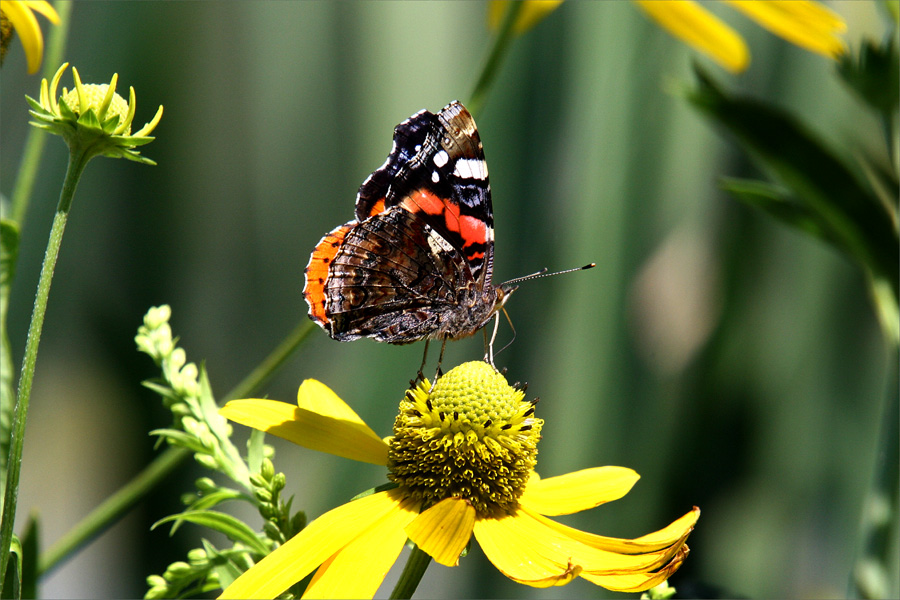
303, 101, 591, 369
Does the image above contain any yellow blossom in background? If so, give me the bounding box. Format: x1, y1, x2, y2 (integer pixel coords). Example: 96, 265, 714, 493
489, 0, 847, 73
219, 362, 699, 598
0, 0, 59, 73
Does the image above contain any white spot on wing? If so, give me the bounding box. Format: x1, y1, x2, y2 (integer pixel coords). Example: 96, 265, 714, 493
424, 225, 454, 257
431, 170, 440, 183
433, 150, 450, 168
453, 158, 488, 180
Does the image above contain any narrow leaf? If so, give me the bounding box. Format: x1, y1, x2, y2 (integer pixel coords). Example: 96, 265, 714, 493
153, 511, 269, 556
688, 66, 899, 296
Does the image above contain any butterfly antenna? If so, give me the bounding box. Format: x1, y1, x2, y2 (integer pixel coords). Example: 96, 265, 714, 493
500, 263, 596, 289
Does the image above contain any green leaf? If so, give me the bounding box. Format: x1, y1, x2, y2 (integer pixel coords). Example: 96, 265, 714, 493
18, 517, 38, 600
837, 36, 899, 116
1, 219, 21, 498
202, 540, 247, 592
688, 66, 899, 298
152, 511, 270, 556
1, 535, 20, 600
149, 429, 207, 453
247, 429, 265, 474
187, 488, 248, 512
719, 178, 849, 251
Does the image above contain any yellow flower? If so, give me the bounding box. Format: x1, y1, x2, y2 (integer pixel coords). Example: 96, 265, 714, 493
0, 0, 59, 73
26, 63, 163, 164
219, 362, 699, 598
634, 0, 846, 73
489, 0, 847, 73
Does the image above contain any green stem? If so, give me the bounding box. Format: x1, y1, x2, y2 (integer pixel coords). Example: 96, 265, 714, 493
9, 0, 73, 226
389, 544, 432, 600
466, 0, 524, 120
851, 349, 899, 599
35, 318, 314, 576
224, 319, 315, 402
38, 445, 188, 576
0, 148, 90, 595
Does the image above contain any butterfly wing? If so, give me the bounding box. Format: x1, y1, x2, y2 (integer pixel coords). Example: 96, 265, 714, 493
304, 101, 499, 344
356, 101, 494, 286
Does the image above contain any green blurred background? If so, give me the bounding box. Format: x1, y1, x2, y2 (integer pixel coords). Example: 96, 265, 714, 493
1, 1, 894, 598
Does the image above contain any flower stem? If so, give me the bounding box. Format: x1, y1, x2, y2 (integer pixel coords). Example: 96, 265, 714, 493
35, 318, 314, 576
390, 544, 432, 600
0, 148, 90, 595
467, 0, 524, 120
225, 319, 315, 402
38, 445, 187, 577
850, 350, 899, 599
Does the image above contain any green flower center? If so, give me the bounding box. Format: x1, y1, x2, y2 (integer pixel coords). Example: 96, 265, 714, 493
387, 361, 542, 516
62, 84, 131, 134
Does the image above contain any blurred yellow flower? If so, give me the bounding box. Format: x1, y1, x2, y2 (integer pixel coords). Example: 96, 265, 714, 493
489, 0, 847, 73
635, 0, 846, 72
0, 0, 59, 73
219, 362, 699, 598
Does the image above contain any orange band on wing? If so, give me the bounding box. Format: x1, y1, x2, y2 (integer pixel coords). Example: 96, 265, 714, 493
401, 190, 488, 250
304, 223, 354, 324
367, 197, 386, 217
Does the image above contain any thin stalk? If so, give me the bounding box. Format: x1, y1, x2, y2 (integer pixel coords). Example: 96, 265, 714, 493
0, 148, 90, 595
850, 351, 899, 599
467, 1, 524, 120
38, 445, 188, 576
389, 545, 433, 600
36, 318, 315, 576
225, 319, 314, 402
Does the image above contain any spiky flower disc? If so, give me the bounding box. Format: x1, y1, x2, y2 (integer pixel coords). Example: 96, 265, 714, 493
25, 63, 163, 164
388, 361, 542, 516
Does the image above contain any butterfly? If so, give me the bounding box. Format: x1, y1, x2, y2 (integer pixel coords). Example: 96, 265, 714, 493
303, 101, 592, 372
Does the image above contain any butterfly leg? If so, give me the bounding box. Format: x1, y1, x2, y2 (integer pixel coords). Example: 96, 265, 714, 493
484, 312, 501, 368
415, 339, 431, 385
429, 337, 448, 392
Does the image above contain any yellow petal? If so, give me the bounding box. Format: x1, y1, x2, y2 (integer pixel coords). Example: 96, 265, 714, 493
518, 467, 639, 516
3, 0, 43, 73
580, 544, 690, 592
634, 0, 749, 73
535, 506, 700, 554
296, 379, 363, 421
220, 489, 406, 599
488, 0, 564, 34
725, 0, 847, 59
406, 497, 476, 567
474, 509, 587, 587
221, 396, 389, 466
302, 495, 419, 599
22, 1, 58, 23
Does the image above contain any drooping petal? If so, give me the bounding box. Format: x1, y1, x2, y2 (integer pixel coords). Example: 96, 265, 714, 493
580, 544, 691, 592
634, 0, 749, 73
219, 489, 405, 599
518, 467, 639, 516
725, 0, 846, 59
302, 495, 420, 599
488, 0, 564, 34
406, 497, 476, 567
4, 0, 43, 73
473, 509, 588, 587
22, 1, 59, 22
531, 506, 700, 554
221, 395, 389, 466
